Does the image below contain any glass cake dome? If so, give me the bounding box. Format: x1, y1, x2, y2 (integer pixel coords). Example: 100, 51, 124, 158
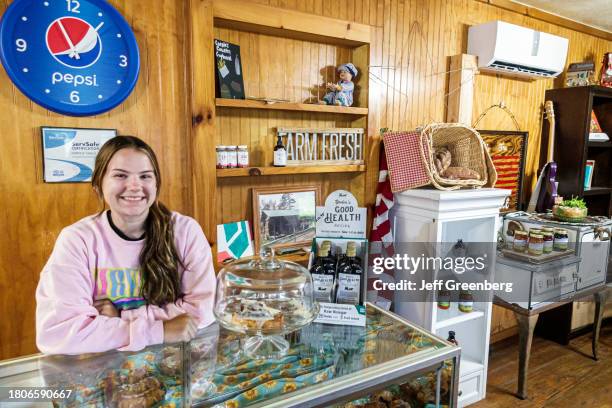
213, 249, 318, 359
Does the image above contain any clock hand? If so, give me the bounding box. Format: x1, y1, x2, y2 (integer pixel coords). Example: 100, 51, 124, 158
94, 22, 104, 32
57, 20, 80, 60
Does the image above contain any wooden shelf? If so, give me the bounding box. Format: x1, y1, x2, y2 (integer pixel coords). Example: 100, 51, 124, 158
435, 307, 485, 330
588, 141, 612, 147
217, 165, 366, 178
459, 357, 484, 377
277, 252, 310, 266
216, 98, 368, 115
583, 186, 612, 196
213, 0, 371, 46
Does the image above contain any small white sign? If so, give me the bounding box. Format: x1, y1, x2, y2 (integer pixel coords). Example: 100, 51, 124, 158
42, 127, 116, 183
315, 190, 366, 239
314, 303, 366, 326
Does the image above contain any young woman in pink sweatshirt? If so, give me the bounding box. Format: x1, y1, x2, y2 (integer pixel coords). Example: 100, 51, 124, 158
36, 136, 216, 354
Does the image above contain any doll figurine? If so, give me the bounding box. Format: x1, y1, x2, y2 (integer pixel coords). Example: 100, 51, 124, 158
321, 63, 358, 106
601, 52, 612, 88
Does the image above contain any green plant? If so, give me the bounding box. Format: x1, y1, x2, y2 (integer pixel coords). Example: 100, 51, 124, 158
558, 197, 587, 209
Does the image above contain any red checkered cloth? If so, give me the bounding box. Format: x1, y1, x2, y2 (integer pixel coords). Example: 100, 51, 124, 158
383, 131, 431, 193
368, 142, 396, 310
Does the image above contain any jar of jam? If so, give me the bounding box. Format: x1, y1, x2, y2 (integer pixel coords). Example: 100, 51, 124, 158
226, 146, 238, 168
216, 145, 228, 169
528, 233, 544, 256
542, 227, 555, 234
513, 231, 528, 252
458, 290, 473, 313
554, 229, 569, 251
543, 232, 554, 254
237, 145, 249, 168
437, 289, 451, 310
529, 228, 542, 235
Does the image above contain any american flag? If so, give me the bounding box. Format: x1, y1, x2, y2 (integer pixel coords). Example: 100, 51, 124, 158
368, 142, 396, 310
491, 154, 521, 209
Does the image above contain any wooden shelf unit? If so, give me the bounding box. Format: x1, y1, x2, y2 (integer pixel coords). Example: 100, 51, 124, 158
542, 86, 612, 216
189, 0, 373, 268
582, 186, 612, 196
587, 141, 612, 147
217, 165, 366, 178
216, 99, 368, 115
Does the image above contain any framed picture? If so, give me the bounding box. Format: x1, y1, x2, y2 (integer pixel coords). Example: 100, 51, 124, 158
252, 186, 321, 253
479, 130, 528, 211
41, 127, 117, 183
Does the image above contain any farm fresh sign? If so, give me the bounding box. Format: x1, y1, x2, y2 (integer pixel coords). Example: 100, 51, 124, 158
277, 128, 364, 165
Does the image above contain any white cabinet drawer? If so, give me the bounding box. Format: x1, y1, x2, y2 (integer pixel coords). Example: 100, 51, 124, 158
458, 370, 483, 407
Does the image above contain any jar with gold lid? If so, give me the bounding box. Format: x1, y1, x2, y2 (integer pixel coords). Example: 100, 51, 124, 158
528, 233, 544, 256
542, 232, 554, 254
513, 230, 528, 253
554, 229, 569, 251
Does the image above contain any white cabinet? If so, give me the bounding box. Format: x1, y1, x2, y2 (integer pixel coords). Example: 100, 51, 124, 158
390, 188, 510, 407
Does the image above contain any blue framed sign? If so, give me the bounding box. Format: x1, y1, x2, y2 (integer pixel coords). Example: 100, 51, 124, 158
0, 0, 140, 116
42, 126, 115, 182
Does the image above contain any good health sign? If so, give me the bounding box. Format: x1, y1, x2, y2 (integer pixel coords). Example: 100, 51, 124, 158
315, 190, 366, 239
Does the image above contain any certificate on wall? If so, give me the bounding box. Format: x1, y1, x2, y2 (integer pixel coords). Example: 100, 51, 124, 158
41, 127, 116, 183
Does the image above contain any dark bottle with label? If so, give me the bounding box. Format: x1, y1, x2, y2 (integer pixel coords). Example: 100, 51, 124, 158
447, 331, 459, 345
310, 247, 336, 302
273, 135, 287, 166
335, 244, 349, 273
335, 242, 363, 305
320, 241, 335, 269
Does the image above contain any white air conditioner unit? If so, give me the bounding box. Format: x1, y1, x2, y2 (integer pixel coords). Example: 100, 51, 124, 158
467, 20, 568, 79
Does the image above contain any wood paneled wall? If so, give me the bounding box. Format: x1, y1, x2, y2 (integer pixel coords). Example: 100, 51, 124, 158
0, 0, 610, 360
0, 0, 192, 359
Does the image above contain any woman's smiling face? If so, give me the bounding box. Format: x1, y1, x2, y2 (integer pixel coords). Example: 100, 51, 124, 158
101, 148, 157, 222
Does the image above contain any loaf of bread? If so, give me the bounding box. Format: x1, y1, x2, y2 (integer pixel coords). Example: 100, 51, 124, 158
434, 147, 452, 174
442, 166, 480, 180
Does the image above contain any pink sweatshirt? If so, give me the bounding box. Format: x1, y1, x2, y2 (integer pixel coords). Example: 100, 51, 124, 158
36, 211, 217, 354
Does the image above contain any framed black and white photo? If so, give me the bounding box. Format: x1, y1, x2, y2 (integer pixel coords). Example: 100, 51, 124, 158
252, 185, 321, 253
41, 127, 116, 183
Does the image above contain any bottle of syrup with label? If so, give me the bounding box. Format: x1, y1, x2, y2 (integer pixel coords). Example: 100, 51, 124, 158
335, 242, 363, 305
447, 331, 459, 345
310, 246, 336, 302
273, 135, 287, 166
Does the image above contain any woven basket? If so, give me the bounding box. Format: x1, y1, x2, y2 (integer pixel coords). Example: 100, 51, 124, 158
419, 123, 494, 190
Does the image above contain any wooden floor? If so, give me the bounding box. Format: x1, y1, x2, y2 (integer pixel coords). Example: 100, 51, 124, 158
473, 323, 612, 408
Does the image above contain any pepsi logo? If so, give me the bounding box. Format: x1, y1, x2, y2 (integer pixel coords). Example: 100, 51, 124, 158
46, 17, 102, 69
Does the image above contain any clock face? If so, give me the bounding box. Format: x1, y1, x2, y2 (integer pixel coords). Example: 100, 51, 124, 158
0, 0, 140, 116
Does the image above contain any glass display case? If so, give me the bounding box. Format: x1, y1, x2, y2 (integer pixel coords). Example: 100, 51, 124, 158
0, 304, 460, 408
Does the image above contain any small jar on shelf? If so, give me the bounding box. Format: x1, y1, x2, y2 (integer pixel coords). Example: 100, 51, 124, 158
542, 232, 554, 254
216, 145, 228, 169
458, 290, 473, 313
226, 145, 238, 168
237, 145, 249, 168
528, 233, 544, 256
553, 228, 569, 251
437, 289, 451, 310
513, 230, 528, 253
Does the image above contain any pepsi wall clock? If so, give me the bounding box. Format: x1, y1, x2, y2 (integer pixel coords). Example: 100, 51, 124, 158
0, 0, 140, 116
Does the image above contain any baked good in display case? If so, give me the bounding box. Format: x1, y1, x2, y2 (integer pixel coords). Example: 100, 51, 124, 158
41, 349, 185, 407
214, 248, 318, 359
